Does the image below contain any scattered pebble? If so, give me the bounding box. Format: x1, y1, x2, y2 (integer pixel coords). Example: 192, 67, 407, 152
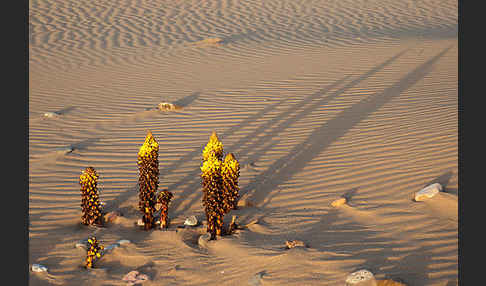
184, 215, 199, 226
345, 269, 377, 286
158, 102, 182, 111
122, 270, 149, 286
195, 37, 224, 45
104, 211, 121, 223
285, 240, 306, 249
55, 146, 75, 155
414, 183, 442, 201
198, 233, 211, 248
331, 197, 347, 207
248, 271, 266, 286
103, 242, 120, 252
43, 112, 59, 118
31, 264, 48, 273
117, 239, 131, 245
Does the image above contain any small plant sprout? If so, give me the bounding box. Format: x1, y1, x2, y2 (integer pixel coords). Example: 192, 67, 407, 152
157, 190, 173, 229
85, 236, 104, 269
221, 153, 240, 211
137, 131, 159, 230
79, 167, 104, 226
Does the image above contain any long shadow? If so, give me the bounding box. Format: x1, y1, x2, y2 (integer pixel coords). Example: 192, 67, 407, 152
167, 76, 348, 208
425, 170, 456, 196
168, 48, 410, 215
246, 46, 452, 206
167, 77, 350, 214
159, 98, 287, 177
172, 91, 200, 107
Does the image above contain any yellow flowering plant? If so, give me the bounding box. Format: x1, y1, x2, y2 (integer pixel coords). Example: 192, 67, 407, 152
137, 131, 159, 230
85, 236, 104, 268
221, 153, 240, 212
79, 167, 103, 226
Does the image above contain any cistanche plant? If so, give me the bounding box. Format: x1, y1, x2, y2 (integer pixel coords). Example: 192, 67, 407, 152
157, 190, 173, 229
85, 236, 104, 269
79, 167, 104, 226
137, 131, 159, 230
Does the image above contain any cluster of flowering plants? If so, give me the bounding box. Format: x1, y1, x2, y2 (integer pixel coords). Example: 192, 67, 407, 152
201, 132, 240, 239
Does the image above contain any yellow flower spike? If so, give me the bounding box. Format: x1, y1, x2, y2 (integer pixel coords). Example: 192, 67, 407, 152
137, 130, 160, 230
138, 130, 159, 158
202, 131, 224, 161
80, 167, 103, 226
221, 153, 240, 212
200, 133, 226, 239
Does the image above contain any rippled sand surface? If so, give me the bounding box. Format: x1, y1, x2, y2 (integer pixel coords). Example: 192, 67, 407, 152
29, 0, 458, 285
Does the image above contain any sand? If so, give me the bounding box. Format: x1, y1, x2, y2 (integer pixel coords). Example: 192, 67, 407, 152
29, 0, 458, 285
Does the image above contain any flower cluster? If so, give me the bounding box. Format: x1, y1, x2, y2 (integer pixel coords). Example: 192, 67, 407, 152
85, 236, 104, 268
202, 131, 224, 161
79, 167, 103, 226
201, 132, 240, 239
221, 153, 240, 211
157, 190, 174, 229
137, 131, 159, 230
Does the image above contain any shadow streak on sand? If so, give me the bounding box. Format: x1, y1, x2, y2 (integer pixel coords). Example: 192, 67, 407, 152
245, 46, 452, 207
168, 76, 351, 215
172, 92, 200, 108
167, 48, 413, 215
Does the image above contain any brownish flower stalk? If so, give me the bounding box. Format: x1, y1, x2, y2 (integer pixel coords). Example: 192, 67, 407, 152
201, 151, 225, 239
79, 167, 103, 226
157, 190, 173, 229
221, 153, 240, 212
137, 131, 159, 230
85, 236, 104, 269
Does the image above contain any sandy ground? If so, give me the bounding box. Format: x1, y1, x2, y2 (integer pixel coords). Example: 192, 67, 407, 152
29, 0, 458, 285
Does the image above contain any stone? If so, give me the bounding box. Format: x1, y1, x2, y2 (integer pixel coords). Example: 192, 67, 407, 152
345, 269, 377, 286
117, 239, 131, 245
285, 240, 306, 249
136, 219, 144, 227
184, 215, 199, 226
248, 271, 266, 286
414, 183, 442, 201
104, 242, 120, 251
43, 112, 59, 118
104, 211, 121, 223
331, 197, 347, 207
158, 102, 181, 111
31, 264, 48, 273
198, 233, 211, 248
122, 270, 149, 286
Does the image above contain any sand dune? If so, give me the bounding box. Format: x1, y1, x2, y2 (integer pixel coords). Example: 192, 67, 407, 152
29, 0, 457, 284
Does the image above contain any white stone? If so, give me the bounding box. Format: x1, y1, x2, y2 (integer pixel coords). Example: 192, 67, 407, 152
345, 269, 377, 286
31, 264, 48, 273
414, 183, 442, 201
117, 239, 131, 245
43, 112, 59, 118
198, 233, 211, 248
184, 215, 199, 226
